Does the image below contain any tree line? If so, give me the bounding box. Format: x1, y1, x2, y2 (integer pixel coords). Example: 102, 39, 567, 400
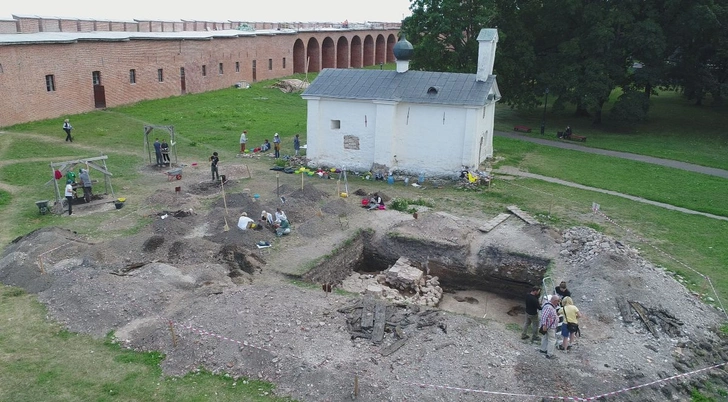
401, 0, 728, 125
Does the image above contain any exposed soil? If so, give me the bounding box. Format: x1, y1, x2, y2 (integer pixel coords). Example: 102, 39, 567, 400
1, 158, 727, 402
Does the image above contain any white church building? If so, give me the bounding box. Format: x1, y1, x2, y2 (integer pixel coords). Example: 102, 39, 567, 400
301, 28, 501, 176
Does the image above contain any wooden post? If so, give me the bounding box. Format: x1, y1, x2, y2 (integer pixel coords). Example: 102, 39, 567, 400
168, 321, 177, 347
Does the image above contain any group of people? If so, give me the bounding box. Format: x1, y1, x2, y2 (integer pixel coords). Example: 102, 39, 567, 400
240, 130, 302, 158
237, 207, 291, 237
153, 138, 171, 166
521, 281, 582, 360
62, 167, 94, 216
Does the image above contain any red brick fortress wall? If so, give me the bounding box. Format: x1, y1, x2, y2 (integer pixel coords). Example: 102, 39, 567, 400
0, 15, 400, 127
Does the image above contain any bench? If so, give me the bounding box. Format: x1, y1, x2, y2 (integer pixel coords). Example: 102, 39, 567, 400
513, 125, 532, 133
557, 132, 587, 142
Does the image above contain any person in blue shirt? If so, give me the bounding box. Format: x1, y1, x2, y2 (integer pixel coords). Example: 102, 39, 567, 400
153, 138, 163, 166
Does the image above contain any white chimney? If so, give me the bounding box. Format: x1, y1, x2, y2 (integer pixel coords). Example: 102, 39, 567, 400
476, 28, 498, 82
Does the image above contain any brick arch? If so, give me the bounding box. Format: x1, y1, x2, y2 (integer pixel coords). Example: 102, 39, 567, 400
307, 37, 321, 72
336, 36, 349, 68
322, 37, 335, 69
386, 34, 397, 63
350, 36, 362, 68
293, 39, 306, 74
375, 34, 386, 65
363, 35, 375, 66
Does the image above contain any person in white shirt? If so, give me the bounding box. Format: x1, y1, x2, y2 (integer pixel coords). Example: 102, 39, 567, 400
260, 210, 274, 227
64, 180, 75, 215
239, 130, 247, 153
237, 212, 254, 230
274, 208, 287, 223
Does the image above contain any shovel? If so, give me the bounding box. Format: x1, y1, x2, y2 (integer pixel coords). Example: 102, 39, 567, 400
220, 176, 230, 231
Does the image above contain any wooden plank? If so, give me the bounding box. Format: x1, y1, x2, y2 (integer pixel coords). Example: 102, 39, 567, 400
629, 301, 659, 338
479, 213, 511, 232
49, 155, 109, 168
616, 298, 633, 324
380, 339, 406, 356
371, 301, 387, 344
507, 205, 538, 225
361, 297, 375, 329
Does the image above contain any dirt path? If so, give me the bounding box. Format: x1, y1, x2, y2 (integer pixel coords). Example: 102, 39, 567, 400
495, 130, 728, 179
494, 166, 728, 221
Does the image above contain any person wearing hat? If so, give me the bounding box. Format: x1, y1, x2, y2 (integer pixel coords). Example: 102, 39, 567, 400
273, 133, 281, 159
260, 210, 274, 228
237, 212, 254, 230
64, 179, 75, 215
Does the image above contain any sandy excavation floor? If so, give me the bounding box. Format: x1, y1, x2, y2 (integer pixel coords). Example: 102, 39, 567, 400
2, 155, 728, 402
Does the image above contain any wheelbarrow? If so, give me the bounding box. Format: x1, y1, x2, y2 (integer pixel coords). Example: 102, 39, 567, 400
165, 167, 183, 181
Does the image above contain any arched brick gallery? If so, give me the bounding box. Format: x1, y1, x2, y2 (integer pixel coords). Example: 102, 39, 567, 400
350, 36, 362, 68
386, 34, 397, 63
375, 34, 386, 65
363, 35, 375, 66
293, 39, 306, 74
307, 38, 321, 72
336, 36, 349, 68
322, 37, 335, 69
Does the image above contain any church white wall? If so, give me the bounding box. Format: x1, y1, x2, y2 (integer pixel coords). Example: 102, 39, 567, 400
304, 98, 495, 176
390, 103, 469, 175
305, 98, 377, 170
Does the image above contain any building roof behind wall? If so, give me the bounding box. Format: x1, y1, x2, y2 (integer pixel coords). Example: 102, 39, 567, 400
0, 29, 290, 45
303, 68, 498, 107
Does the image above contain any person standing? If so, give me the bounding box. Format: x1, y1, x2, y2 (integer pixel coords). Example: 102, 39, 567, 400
65, 180, 75, 215
273, 133, 281, 158
539, 295, 560, 359
161, 139, 170, 165
293, 134, 300, 156
210, 152, 219, 181
63, 119, 73, 142
558, 296, 581, 351
153, 138, 163, 166
521, 286, 542, 342
78, 168, 93, 203
240, 130, 248, 154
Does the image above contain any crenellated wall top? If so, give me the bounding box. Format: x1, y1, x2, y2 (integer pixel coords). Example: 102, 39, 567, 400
0, 14, 400, 35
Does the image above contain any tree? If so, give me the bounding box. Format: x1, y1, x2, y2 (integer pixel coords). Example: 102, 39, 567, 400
664, 0, 728, 105
401, 0, 496, 73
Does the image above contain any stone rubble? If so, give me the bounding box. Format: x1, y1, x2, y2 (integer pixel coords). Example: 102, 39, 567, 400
342, 257, 443, 307
560, 226, 641, 265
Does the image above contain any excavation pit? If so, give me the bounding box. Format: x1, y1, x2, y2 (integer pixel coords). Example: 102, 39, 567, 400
302, 225, 552, 323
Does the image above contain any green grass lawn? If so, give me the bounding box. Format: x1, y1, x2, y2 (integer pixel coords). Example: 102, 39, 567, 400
0, 286, 293, 402
494, 137, 728, 217
495, 90, 728, 170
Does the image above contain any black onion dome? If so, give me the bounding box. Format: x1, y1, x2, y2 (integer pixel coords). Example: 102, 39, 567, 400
393, 34, 414, 61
